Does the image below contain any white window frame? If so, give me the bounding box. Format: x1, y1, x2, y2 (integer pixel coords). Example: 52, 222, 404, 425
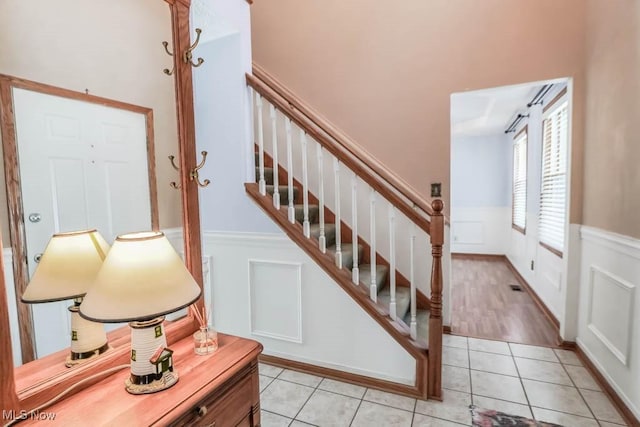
539, 89, 568, 258
512, 126, 527, 234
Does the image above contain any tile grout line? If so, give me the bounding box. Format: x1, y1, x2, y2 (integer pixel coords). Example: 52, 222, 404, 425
465, 337, 474, 409
556, 354, 600, 422
347, 386, 366, 427
508, 342, 535, 419
290, 372, 326, 425
409, 395, 418, 427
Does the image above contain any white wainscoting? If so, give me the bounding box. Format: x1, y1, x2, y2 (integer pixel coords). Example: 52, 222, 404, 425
249, 259, 302, 343
506, 212, 565, 321
578, 226, 640, 419
450, 207, 510, 255
3, 248, 22, 367
203, 231, 416, 385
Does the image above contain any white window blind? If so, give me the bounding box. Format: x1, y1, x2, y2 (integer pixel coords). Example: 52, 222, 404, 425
539, 99, 568, 256
512, 129, 527, 232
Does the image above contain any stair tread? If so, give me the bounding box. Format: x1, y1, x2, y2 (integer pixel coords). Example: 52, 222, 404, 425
404, 309, 430, 344
266, 184, 295, 192
327, 243, 364, 270
378, 287, 412, 321
309, 223, 337, 247
266, 185, 298, 205
327, 242, 363, 255
294, 204, 320, 224
358, 264, 389, 293
255, 166, 274, 184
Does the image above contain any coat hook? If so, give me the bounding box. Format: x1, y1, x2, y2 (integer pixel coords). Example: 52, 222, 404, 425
168, 155, 180, 171
190, 150, 210, 187
184, 28, 205, 68
162, 41, 175, 76
168, 155, 181, 189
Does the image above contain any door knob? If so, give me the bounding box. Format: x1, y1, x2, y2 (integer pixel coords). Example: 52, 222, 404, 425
28, 213, 42, 223
34, 253, 43, 263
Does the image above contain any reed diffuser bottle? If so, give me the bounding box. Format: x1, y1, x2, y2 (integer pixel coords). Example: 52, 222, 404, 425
190, 305, 218, 355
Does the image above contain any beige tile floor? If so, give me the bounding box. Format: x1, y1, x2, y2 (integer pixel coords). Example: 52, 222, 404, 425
258, 336, 629, 426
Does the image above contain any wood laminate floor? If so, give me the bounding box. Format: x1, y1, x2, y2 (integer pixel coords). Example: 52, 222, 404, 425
451, 255, 558, 346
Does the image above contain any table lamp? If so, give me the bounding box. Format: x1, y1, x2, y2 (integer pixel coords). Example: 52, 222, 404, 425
79, 231, 201, 395
21, 229, 111, 367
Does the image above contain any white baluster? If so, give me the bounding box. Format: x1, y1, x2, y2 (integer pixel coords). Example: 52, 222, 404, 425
285, 118, 295, 223
369, 189, 377, 302
389, 205, 397, 321
256, 94, 266, 195
351, 173, 359, 285
409, 222, 417, 339
301, 131, 310, 238
333, 158, 342, 268
317, 144, 326, 253
270, 104, 280, 209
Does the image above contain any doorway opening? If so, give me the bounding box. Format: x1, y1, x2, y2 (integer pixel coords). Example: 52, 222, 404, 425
449, 78, 572, 347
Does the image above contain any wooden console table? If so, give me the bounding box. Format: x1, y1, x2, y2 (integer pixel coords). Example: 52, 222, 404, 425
18, 333, 263, 426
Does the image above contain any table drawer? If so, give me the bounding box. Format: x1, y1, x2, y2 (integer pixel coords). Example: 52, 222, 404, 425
172, 374, 255, 427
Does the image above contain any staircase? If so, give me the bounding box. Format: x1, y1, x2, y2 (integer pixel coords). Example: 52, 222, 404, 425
244, 64, 444, 400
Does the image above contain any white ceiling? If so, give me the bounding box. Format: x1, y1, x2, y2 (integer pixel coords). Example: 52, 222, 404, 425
450, 81, 545, 138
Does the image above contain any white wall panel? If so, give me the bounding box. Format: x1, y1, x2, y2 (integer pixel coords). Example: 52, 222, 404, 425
586, 266, 635, 365
451, 207, 510, 254
249, 260, 302, 343
205, 231, 416, 385
578, 226, 640, 419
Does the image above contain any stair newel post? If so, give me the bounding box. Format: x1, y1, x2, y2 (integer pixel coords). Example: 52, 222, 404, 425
369, 188, 377, 302
317, 144, 326, 253
256, 93, 266, 195
389, 205, 397, 321
270, 104, 280, 209
351, 172, 359, 285
409, 221, 417, 340
285, 118, 295, 223
333, 158, 343, 268
301, 131, 311, 238
428, 199, 444, 400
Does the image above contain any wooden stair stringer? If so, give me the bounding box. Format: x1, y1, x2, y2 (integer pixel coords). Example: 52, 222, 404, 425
246, 182, 429, 398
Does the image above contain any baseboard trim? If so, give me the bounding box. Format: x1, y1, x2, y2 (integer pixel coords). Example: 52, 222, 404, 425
451, 253, 505, 261
503, 256, 561, 330
575, 344, 639, 426
259, 354, 424, 399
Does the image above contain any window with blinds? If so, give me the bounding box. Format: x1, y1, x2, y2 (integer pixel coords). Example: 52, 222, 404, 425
539, 96, 568, 257
512, 128, 527, 233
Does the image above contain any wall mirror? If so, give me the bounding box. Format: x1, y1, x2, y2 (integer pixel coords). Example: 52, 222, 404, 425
0, 0, 203, 409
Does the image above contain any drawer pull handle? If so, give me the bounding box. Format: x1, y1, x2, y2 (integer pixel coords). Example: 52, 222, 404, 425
204, 423, 216, 427
197, 405, 208, 417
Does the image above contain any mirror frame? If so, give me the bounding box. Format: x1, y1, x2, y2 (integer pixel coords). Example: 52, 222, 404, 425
0, 0, 204, 413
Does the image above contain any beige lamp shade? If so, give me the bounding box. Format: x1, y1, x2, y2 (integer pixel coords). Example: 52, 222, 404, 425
79, 231, 201, 323
22, 229, 110, 303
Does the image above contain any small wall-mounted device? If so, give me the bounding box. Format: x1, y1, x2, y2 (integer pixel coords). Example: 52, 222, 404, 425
431, 182, 442, 198
530, 260, 535, 270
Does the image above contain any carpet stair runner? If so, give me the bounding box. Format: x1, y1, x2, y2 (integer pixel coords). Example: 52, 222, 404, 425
254, 158, 431, 348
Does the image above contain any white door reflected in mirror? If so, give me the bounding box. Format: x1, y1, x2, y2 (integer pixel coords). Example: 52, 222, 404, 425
14, 88, 152, 358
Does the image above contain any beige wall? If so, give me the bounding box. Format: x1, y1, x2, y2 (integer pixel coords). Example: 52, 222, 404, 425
251, 0, 586, 223
0, 0, 182, 247
583, 0, 640, 238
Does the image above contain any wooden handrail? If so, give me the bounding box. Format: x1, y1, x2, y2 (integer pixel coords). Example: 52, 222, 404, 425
247, 73, 431, 235
252, 63, 435, 218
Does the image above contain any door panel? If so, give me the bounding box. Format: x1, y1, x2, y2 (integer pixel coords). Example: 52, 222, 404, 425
13, 87, 151, 357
